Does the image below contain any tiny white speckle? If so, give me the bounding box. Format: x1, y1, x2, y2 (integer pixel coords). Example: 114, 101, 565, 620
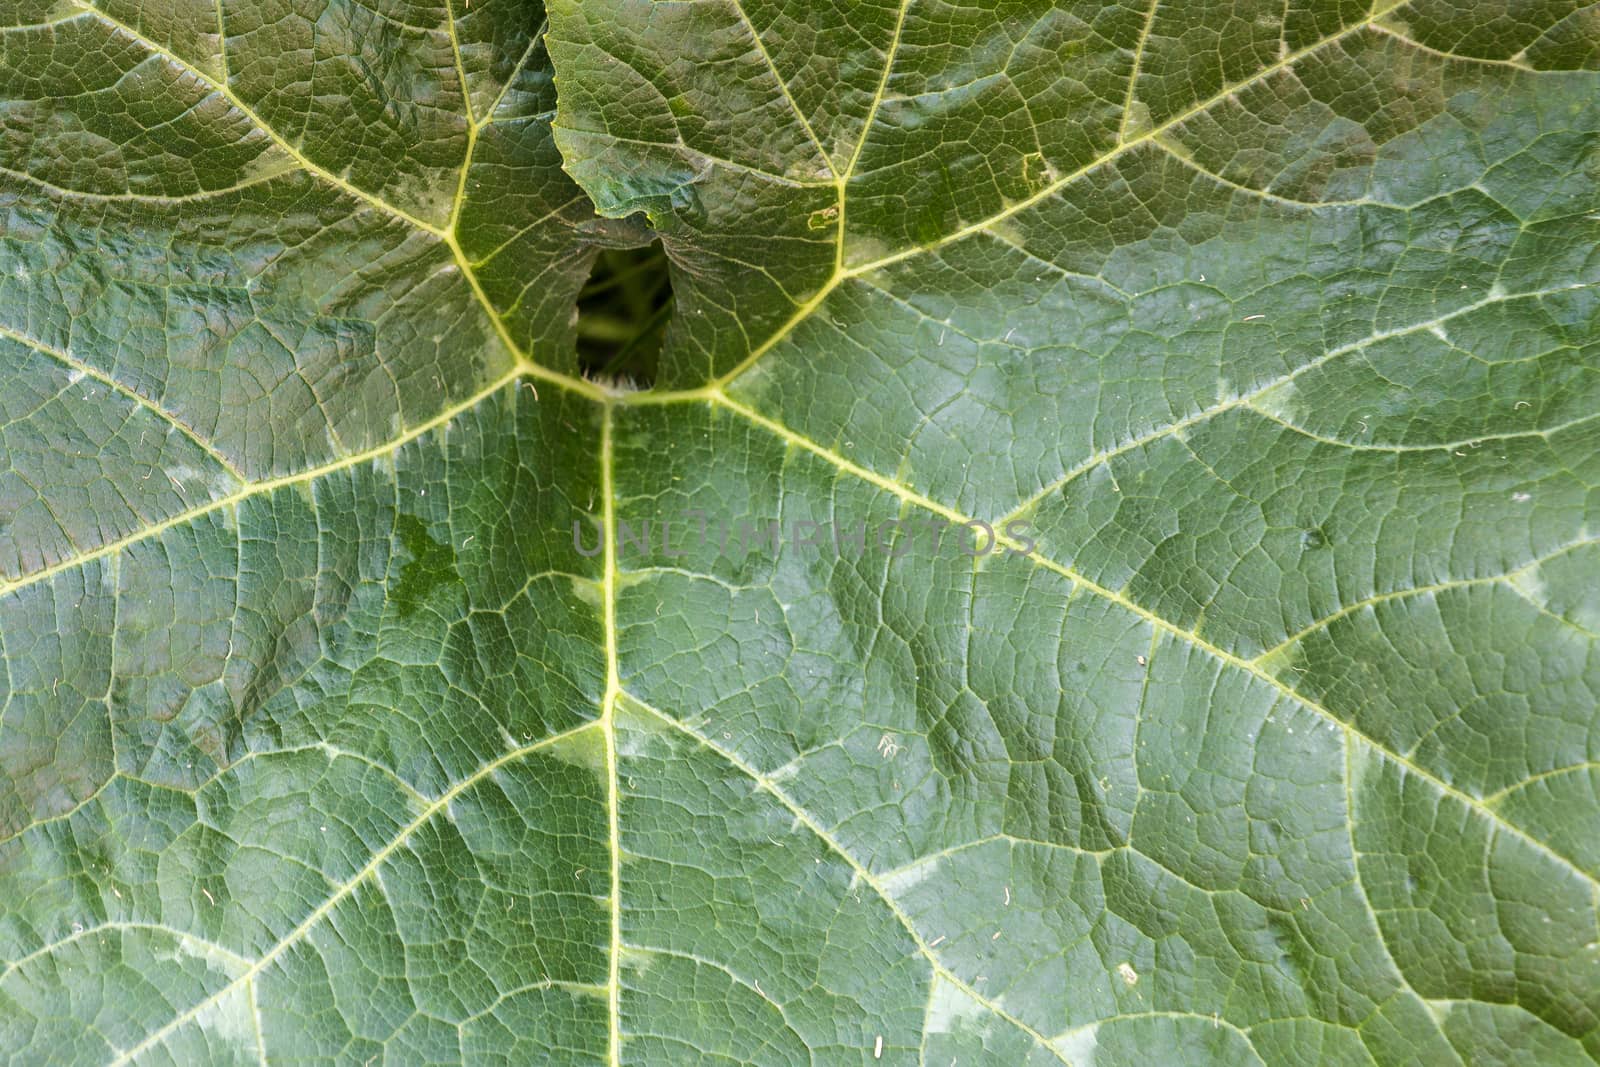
1117, 962, 1139, 986
873, 1035, 883, 1059
1003, 886, 1010, 906
1136, 654, 1147, 667
1512, 492, 1532, 503
1241, 314, 1265, 322
991, 930, 1002, 941
929, 935, 946, 948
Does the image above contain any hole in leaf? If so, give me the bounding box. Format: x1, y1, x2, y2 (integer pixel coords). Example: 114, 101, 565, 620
575, 241, 673, 387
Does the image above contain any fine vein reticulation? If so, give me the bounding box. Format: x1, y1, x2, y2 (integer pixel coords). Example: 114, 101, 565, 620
2, 0, 1599, 1064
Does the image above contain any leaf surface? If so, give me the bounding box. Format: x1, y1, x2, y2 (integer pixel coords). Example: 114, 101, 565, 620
3, 0, 1600, 1064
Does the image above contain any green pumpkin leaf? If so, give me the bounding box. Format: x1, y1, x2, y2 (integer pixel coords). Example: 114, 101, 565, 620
3, 0, 1599, 1063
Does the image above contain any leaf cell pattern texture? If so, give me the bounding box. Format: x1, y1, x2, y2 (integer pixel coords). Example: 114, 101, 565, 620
2, 0, 1599, 1064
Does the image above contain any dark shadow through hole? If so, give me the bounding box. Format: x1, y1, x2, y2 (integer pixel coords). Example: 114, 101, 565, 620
575, 241, 672, 387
